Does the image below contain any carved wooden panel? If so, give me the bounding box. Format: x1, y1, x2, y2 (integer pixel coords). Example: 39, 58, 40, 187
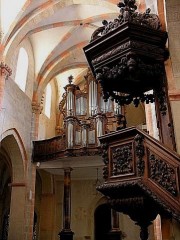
147, 150, 178, 197
98, 127, 180, 222
32, 135, 66, 162
111, 143, 134, 175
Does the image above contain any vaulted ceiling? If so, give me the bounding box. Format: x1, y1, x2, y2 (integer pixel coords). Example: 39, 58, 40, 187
1, 0, 144, 99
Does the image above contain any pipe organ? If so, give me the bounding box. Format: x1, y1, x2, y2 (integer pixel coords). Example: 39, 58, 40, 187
59, 70, 124, 150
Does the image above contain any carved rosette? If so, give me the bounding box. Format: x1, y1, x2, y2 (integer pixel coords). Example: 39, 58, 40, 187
134, 134, 145, 176
112, 144, 133, 175
101, 143, 109, 180
149, 153, 177, 196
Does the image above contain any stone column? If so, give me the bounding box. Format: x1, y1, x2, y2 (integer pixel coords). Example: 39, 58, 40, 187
0, 62, 12, 110
31, 101, 43, 140
24, 102, 42, 239
8, 183, 26, 240
59, 168, 74, 240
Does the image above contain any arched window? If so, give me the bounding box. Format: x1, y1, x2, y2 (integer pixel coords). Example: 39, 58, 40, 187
15, 48, 28, 92
44, 84, 52, 118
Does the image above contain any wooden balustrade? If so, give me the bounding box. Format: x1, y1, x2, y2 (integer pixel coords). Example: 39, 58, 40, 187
32, 134, 101, 162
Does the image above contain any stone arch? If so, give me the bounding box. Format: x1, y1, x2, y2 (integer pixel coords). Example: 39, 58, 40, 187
87, 195, 108, 238
1, 128, 27, 182
0, 147, 12, 239
94, 203, 111, 240
0, 128, 27, 240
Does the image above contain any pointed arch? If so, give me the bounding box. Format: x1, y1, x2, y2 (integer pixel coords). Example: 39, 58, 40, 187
0, 128, 27, 239
1, 128, 27, 180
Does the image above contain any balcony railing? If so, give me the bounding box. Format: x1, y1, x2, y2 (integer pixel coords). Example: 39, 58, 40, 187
32, 134, 101, 162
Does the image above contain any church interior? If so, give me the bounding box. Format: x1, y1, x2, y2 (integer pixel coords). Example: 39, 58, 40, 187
0, 0, 180, 239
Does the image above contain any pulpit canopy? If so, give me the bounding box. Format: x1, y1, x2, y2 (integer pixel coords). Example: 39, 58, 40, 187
83, 0, 169, 109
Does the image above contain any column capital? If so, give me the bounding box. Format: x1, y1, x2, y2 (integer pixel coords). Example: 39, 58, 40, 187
32, 101, 43, 114
0, 62, 12, 79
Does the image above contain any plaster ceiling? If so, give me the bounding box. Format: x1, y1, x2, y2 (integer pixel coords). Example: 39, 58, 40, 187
2, 0, 123, 97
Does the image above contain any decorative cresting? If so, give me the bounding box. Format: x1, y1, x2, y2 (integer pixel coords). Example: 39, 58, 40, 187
83, 0, 169, 114
98, 127, 180, 240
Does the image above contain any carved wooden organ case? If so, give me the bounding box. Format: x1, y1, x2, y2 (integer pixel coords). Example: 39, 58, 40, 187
58, 72, 124, 152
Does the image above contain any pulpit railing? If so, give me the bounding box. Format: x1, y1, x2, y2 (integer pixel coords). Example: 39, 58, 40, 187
98, 127, 180, 222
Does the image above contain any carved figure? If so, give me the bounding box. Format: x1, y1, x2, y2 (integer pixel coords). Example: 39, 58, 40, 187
90, 20, 108, 42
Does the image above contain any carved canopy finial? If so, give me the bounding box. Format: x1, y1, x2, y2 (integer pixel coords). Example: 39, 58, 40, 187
90, 0, 161, 42
117, 0, 137, 15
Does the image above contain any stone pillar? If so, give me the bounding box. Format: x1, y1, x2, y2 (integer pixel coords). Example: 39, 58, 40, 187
23, 102, 42, 239
59, 168, 74, 240
0, 62, 12, 110
8, 183, 26, 240
154, 215, 162, 240
31, 101, 43, 140
165, 0, 180, 153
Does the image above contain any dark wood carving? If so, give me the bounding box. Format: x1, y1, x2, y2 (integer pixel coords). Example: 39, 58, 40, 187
90, 1, 161, 42
98, 127, 180, 226
32, 135, 66, 162
134, 134, 145, 176
101, 143, 109, 180
112, 144, 133, 175
83, 0, 169, 114
32, 135, 101, 162
149, 152, 178, 197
